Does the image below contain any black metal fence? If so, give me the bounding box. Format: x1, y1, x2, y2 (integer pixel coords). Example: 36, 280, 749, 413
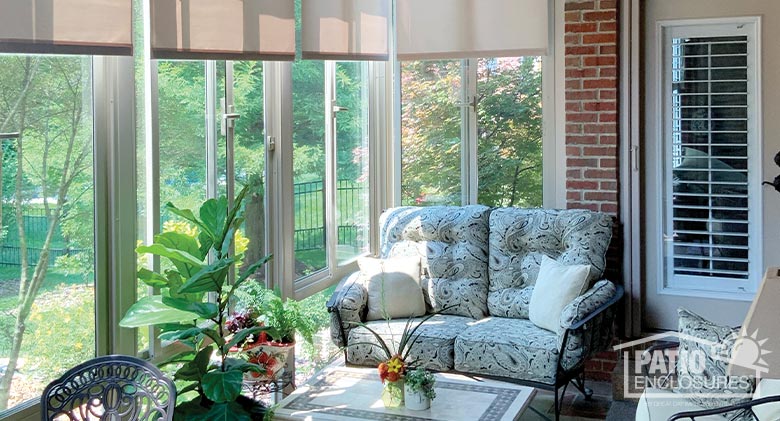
292, 179, 366, 252
0, 179, 367, 267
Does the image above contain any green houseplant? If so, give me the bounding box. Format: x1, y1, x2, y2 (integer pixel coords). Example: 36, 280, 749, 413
120, 186, 273, 420
404, 367, 436, 410
234, 283, 318, 345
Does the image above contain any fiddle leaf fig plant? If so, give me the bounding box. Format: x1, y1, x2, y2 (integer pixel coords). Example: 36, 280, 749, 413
120, 185, 274, 420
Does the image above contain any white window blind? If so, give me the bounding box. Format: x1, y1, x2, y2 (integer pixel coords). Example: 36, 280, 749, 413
150, 0, 295, 60
301, 0, 389, 60
395, 0, 548, 60
663, 20, 761, 292
0, 0, 132, 55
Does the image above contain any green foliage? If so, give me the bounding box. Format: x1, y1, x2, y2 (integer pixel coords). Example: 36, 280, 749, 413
404, 367, 436, 401
233, 283, 317, 345
400, 58, 543, 207
120, 185, 272, 419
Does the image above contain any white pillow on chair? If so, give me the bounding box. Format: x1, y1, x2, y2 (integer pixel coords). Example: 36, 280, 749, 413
529, 255, 591, 332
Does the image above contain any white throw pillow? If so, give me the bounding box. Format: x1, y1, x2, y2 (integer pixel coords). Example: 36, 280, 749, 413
529, 255, 591, 332
359, 256, 426, 321
753, 379, 780, 421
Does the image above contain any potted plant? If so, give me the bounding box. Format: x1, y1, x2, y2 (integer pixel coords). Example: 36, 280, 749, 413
232, 283, 318, 380
120, 185, 274, 420
404, 367, 436, 410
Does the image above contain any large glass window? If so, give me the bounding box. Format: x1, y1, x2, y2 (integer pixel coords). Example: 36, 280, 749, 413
400, 57, 544, 207
0, 55, 96, 410
401, 60, 463, 206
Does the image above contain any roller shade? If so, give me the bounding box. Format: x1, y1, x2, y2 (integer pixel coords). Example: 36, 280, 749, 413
302, 0, 389, 60
151, 0, 295, 60
0, 0, 132, 55
396, 0, 548, 60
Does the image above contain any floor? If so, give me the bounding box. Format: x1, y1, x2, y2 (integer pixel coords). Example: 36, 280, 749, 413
521, 380, 637, 421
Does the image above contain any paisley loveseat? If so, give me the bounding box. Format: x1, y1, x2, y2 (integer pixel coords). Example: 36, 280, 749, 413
327, 206, 623, 420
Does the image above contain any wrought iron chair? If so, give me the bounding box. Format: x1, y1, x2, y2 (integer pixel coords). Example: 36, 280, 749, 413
41, 354, 176, 421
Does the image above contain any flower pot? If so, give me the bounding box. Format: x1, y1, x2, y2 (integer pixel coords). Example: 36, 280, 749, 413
404, 383, 431, 410
243, 341, 294, 382
381, 380, 405, 408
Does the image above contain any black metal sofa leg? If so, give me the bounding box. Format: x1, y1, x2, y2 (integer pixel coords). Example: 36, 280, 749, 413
571, 371, 594, 400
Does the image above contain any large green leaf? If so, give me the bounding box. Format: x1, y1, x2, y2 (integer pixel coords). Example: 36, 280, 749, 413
158, 327, 204, 342
190, 402, 250, 421
175, 346, 213, 381
165, 202, 213, 239
156, 231, 204, 265
136, 244, 203, 273
137, 268, 168, 288
202, 370, 243, 403
177, 257, 234, 294
119, 296, 200, 328
199, 196, 228, 246
223, 254, 273, 305
161, 296, 218, 319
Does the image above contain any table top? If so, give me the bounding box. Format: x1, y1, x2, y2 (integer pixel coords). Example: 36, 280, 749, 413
273, 366, 536, 421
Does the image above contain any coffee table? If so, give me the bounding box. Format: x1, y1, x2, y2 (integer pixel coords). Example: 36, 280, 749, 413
273, 366, 536, 420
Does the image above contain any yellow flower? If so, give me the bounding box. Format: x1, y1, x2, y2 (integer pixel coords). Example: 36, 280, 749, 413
387, 356, 403, 373
75, 342, 83, 351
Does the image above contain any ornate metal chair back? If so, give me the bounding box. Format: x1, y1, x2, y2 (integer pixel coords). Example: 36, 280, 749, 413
41, 355, 176, 421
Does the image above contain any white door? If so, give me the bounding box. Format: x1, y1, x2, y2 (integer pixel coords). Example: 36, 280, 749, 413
643, 0, 780, 330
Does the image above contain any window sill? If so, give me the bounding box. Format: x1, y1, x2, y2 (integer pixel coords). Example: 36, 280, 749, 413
658, 286, 756, 302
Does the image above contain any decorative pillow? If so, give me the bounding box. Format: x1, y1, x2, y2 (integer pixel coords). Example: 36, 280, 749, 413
675, 308, 754, 421
529, 255, 591, 332
359, 256, 426, 321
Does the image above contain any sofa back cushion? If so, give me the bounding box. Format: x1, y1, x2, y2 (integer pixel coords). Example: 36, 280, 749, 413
488, 208, 612, 318
379, 206, 491, 319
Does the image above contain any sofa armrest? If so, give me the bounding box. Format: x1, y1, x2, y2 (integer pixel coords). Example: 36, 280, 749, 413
557, 281, 623, 371
327, 271, 367, 347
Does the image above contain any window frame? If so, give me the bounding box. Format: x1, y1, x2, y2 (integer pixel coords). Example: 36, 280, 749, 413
655, 17, 763, 298
0, 53, 138, 421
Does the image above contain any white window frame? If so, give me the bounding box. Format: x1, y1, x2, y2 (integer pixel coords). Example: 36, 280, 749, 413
656, 17, 763, 298
390, 0, 560, 208
0, 54, 138, 421
267, 60, 383, 300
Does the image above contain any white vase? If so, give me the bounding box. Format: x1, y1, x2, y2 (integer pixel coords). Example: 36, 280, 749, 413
404, 384, 431, 411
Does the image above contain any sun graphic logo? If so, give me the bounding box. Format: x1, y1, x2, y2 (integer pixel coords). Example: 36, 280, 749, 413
725, 329, 772, 377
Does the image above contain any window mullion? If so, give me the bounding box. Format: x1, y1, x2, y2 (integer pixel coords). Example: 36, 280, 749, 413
325, 62, 338, 273
465, 59, 479, 205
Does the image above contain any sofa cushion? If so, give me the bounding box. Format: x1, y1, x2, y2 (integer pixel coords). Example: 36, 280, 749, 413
487, 208, 613, 318
379, 206, 491, 318
637, 388, 728, 421
346, 314, 477, 371
359, 256, 425, 321
454, 317, 559, 384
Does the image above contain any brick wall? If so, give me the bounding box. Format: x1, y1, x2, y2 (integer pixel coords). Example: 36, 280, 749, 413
564, 0, 621, 381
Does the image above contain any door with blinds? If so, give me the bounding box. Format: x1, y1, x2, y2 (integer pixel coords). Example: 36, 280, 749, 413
643, 0, 780, 330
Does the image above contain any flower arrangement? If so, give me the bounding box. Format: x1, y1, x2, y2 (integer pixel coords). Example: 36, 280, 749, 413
378, 355, 406, 383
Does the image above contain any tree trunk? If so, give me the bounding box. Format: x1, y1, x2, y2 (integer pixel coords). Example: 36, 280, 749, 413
242, 178, 266, 283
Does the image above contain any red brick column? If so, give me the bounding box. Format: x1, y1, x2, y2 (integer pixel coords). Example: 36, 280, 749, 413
564, 0, 619, 215
564, 0, 621, 382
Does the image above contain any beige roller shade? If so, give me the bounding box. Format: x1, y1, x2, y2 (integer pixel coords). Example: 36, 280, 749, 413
0, 0, 132, 55
151, 0, 295, 60
396, 0, 548, 60
302, 0, 389, 60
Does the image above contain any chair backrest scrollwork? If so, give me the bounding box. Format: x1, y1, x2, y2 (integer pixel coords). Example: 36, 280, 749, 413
41, 354, 176, 421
